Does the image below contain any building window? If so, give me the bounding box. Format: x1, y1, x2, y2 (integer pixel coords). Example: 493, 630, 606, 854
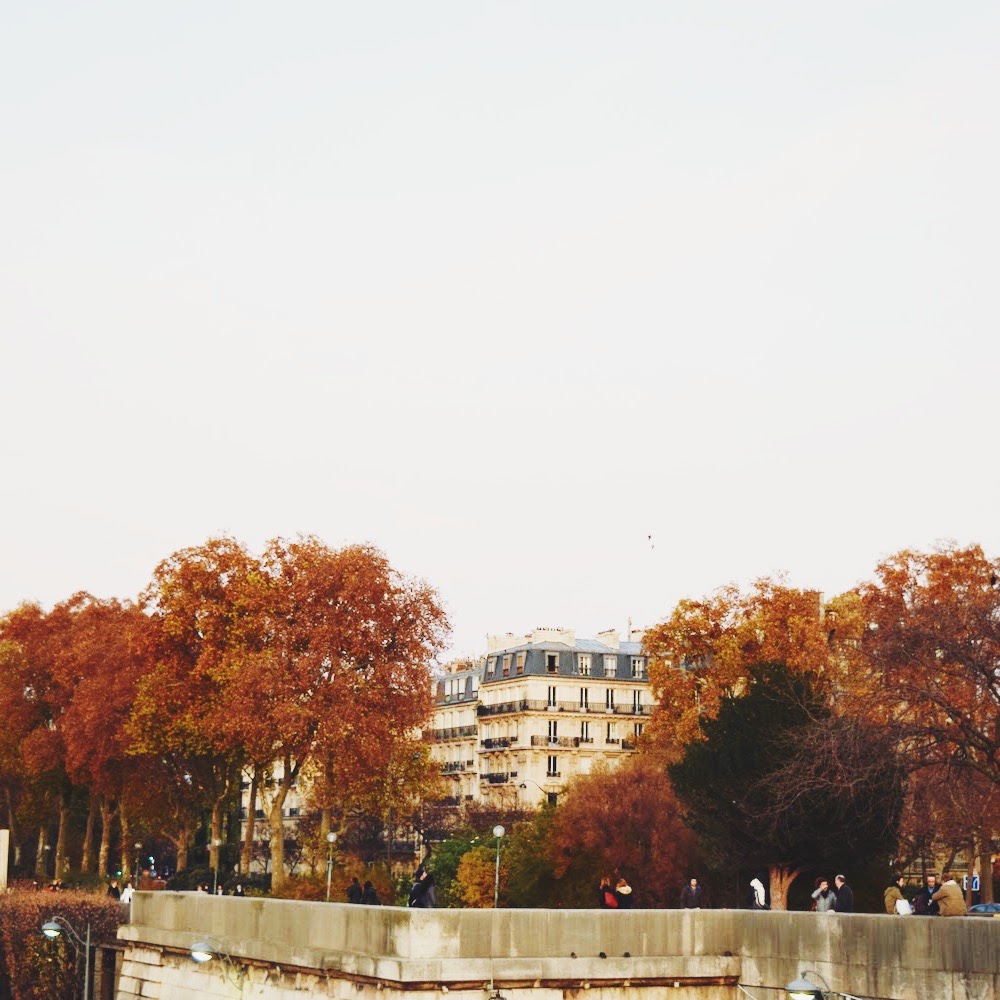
516, 651, 526, 674
548, 719, 558, 743
604, 655, 617, 678
631, 656, 645, 678
546, 652, 559, 673
547, 755, 559, 777
577, 654, 591, 676
605, 688, 615, 710
634, 722, 644, 738
633, 690, 642, 713
580, 687, 589, 710
502, 654, 511, 677
607, 722, 619, 744
547, 685, 557, 708
581, 720, 591, 742
487, 656, 496, 677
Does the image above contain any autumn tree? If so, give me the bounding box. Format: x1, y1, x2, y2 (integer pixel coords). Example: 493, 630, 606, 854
856, 543, 1000, 898
668, 662, 905, 909
542, 758, 697, 907
207, 537, 448, 889
50, 594, 153, 876
0, 602, 78, 879
130, 537, 258, 876
644, 578, 863, 762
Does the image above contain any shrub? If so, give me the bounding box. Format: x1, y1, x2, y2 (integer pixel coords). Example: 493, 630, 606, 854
0, 890, 122, 1000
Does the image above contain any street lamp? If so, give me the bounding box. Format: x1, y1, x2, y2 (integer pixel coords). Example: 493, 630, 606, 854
211, 838, 223, 894
492, 825, 505, 908
41, 915, 92, 1000
785, 970, 865, 1000
325, 832, 337, 902
133, 842, 141, 884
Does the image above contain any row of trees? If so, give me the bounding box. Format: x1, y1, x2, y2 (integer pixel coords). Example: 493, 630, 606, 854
644, 543, 1000, 907
2, 536, 997, 909
0, 536, 447, 891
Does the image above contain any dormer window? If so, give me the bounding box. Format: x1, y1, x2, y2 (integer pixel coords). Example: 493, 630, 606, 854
546, 652, 559, 673
604, 655, 617, 678
631, 656, 645, 678
577, 654, 591, 676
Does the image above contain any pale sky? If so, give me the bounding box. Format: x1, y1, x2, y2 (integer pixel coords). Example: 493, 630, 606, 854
2, 2, 998, 659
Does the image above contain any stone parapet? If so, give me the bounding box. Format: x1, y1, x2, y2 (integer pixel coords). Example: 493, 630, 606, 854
118, 893, 1000, 1000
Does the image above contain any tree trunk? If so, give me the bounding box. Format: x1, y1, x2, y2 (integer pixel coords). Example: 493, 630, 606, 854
54, 794, 71, 877
119, 799, 133, 880
210, 797, 224, 877
240, 768, 260, 875
80, 796, 97, 873
267, 754, 299, 892
170, 821, 191, 873
98, 797, 115, 878
5, 786, 21, 868
768, 864, 803, 911
34, 825, 48, 881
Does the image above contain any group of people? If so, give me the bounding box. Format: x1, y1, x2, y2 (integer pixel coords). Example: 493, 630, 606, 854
598, 874, 634, 908
346, 876, 382, 905
195, 882, 246, 896
885, 872, 966, 917
811, 875, 853, 913
106, 878, 135, 903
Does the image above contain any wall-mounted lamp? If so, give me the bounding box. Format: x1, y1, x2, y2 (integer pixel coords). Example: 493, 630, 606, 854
190, 939, 245, 987
785, 970, 834, 999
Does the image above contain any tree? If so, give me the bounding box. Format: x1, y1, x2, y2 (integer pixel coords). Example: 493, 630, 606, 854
857, 544, 1000, 899
644, 579, 862, 762
668, 662, 904, 909
544, 759, 697, 907
205, 536, 447, 889
130, 537, 257, 877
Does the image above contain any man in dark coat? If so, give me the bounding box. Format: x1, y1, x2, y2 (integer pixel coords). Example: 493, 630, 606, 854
346, 877, 363, 903
833, 874, 854, 913
680, 877, 704, 908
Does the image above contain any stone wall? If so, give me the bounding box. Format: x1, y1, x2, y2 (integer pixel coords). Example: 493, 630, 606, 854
117, 893, 1000, 1000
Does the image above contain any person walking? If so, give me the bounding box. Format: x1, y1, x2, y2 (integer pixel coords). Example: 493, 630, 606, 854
107, 879, 121, 900
811, 878, 836, 913
750, 877, 768, 910
884, 875, 909, 914
931, 872, 966, 916
361, 880, 381, 905
347, 876, 363, 904
120, 880, 134, 905
833, 875, 854, 913
680, 877, 704, 909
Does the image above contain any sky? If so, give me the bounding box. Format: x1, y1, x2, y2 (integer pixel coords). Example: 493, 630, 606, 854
2, 2, 998, 660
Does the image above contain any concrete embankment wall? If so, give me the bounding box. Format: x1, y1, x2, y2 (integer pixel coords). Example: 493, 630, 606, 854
117, 893, 1000, 1000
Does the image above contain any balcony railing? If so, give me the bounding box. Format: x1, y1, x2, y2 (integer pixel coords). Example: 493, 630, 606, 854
430, 724, 479, 741
480, 772, 510, 784
481, 737, 515, 749
530, 735, 580, 748
613, 703, 651, 716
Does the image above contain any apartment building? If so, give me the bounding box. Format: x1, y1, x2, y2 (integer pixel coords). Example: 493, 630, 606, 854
429, 627, 650, 808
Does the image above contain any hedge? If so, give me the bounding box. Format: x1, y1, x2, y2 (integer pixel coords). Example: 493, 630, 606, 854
0, 890, 123, 1000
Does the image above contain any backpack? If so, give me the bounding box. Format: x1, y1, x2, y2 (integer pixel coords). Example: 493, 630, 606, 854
604, 889, 619, 908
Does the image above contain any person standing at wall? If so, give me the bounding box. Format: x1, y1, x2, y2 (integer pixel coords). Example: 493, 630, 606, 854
680, 877, 703, 909
884, 875, 909, 914
833, 875, 854, 913
931, 872, 966, 916
811, 878, 836, 913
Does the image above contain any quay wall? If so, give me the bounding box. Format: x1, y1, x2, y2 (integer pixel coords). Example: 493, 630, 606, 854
116, 893, 1000, 1000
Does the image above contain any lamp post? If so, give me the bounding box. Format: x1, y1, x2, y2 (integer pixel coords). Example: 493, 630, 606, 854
211, 838, 223, 894
42, 915, 92, 1000
325, 832, 337, 902
492, 825, 505, 908
133, 842, 141, 885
